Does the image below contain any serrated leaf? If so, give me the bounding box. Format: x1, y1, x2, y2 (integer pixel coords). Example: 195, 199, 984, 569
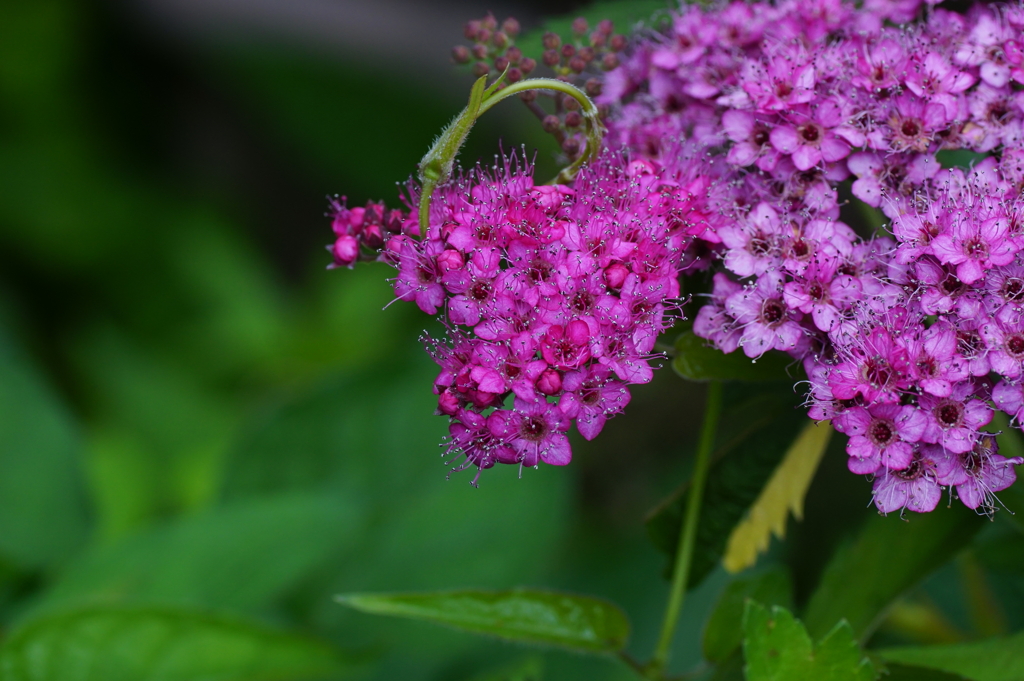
803, 505, 985, 642
29, 493, 359, 617
0, 321, 90, 569
672, 331, 794, 382
0, 606, 352, 681
877, 630, 1024, 681
703, 567, 793, 663
723, 421, 832, 573
645, 385, 807, 587
336, 589, 629, 654
743, 602, 874, 681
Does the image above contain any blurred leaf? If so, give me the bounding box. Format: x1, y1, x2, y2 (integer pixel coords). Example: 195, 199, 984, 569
30, 494, 358, 617
0, 322, 90, 569
468, 656, 544, 681
703, 567, 793, 663
743, 602, 874, 681
723, 421, 832, 573
645, 386, 806, 587
672, 331, 794, 382
337, 589, 629, 654
991, 413, 1024, 536
803, 507, 985, 642
0, 606, 353, 681
936, 150, 986, 169
516, 1, 673, 59
73, 328, 234, 524
877, 630, 1024, 681
879, 663, 966, 681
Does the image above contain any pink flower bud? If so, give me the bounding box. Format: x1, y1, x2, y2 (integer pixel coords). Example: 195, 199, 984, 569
362, 223, 384, 250
331, 234, 359, 268
604, 262, 629, 289
436, 249, 465, 272
537, 368, 563, 395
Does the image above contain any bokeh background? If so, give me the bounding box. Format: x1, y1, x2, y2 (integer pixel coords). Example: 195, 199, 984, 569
2, 1, 1023, 679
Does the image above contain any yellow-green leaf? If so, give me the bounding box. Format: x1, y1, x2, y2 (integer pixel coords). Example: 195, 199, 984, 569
723, 421, 832, 573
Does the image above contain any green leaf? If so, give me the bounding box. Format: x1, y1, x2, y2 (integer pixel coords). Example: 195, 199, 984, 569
877, 664, 966, 681
723, 421, 832, 573
0, 320, 90, 569
29, 493, 359, 617
802, 506, 985, 642
645, 386, 807, 587
336, 589, 629, 654
876, 630, 1024, 681
742, 602, 874, 681
0, 606, 353, 681
703, 567, 793, 663
468, 656, 544, 681
672, 331, 795, 382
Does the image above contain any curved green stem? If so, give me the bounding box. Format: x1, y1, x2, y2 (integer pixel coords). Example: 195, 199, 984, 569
648, 380, 724, 677
415, 75, 605, 235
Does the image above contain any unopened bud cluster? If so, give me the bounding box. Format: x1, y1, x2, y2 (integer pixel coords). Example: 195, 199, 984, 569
326, 196, 404, 269
452, 15, 627, 162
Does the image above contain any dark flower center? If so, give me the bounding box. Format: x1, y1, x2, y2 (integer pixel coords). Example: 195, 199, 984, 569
752, 125, 770, 146
581, 382, 601, 406
798, 123, 820, 143
761, 299, 786, 325
900, 119, 921, 137
417, 266, 435, 284
571, 291, 593, 313
965, 238, 988, 258
894, 458, 924, 480
1007, 334, 1024, 357
1003, 277, 1024, 300
749, 236, 772, 256
863, 357, 892, 388
775, 81, 793, 98
940, 273, 964, 296
869, 419, 896, 447
935, 400, 963, 428
958, 330, 982, 357
521, 416, 548, 441
808, 282, 825, 300
504, 363, 521, 379
789, 238, 811, 259
470, 280, 492, 302
528, 259, 553, 283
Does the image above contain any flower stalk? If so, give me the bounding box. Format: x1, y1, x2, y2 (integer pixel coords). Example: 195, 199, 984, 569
647, 380, 723, 678
416, 74, 604, 234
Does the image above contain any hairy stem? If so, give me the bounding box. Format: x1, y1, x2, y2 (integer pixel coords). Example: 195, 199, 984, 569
647, 380, 723, 677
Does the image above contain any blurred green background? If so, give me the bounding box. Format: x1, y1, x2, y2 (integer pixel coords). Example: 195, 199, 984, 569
2, 1, 1024, 680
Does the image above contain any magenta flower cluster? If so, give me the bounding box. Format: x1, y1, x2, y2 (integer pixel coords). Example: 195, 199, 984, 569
599, 0, 1024, 513
331, 155, 717, 481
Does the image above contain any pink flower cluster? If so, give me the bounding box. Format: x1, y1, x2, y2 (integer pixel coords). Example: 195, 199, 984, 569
349, 155, 717, 481
599, 0, 1024, 513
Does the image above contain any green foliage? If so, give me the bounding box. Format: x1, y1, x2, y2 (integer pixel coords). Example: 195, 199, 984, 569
468, 657, 544, 681
645, 386, 807, 587
877, 630, 1024, 681
672, 331, 795, 382
0, 323, 90, 569
703, 567, 793, 663
31, 494, 359, 617
337, 589, 630, 654
803, 506, 985, 641
0, 607, 353, 681
742, 602, 874, 681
